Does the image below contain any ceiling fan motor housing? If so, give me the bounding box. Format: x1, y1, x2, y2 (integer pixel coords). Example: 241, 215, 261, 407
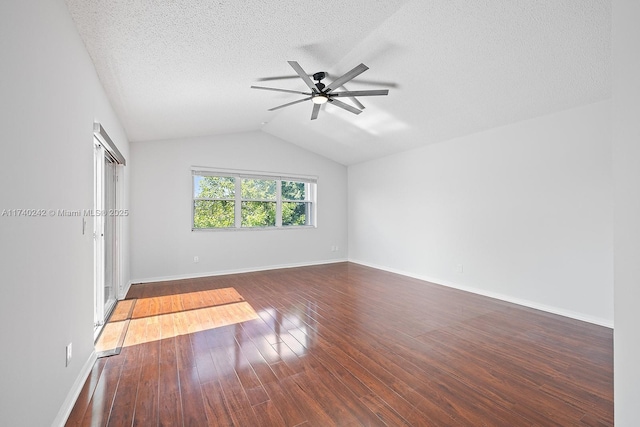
313, 72, 327, 91
312, 71, 326, 81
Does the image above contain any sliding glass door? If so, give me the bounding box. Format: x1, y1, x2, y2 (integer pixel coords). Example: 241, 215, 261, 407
94, 138, 119, 337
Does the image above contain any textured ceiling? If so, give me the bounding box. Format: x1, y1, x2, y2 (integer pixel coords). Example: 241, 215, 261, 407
65, 0, 610, 165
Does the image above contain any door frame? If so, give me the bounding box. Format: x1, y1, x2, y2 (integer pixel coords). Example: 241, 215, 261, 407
92, 124, 126, 339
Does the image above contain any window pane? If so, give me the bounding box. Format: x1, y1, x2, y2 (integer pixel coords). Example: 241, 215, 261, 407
241, 179, 276, 200
194, 175, 235, 199
193, 200, 235, 228
282, 202, 308, 226
281, 181, 306, 201
241, 201, 276, 227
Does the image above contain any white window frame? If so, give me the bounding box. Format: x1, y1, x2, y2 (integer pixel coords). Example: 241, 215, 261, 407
192, 167, 317, 231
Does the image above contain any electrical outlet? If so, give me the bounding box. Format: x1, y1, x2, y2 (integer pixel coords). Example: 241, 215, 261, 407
66, 343, 72, 367
457, 264, 464, 273
194, 256, 199, 263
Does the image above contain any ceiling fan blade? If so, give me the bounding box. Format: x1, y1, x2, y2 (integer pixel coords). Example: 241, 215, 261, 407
310, 103, 321, 120
331, 89, 389, 97
328, 98, 362, 115
340, 84, 365, 110
345, 79, 398, 88
258, 72, 332, 82
268, 96, 312, 111
287, 61, 318, 93
325, 63, 369, 92
257, 75, 300, 81
251, 85, 311, 95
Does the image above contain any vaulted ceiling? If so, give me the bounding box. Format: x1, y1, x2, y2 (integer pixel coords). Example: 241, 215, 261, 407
65, 0, 610, 165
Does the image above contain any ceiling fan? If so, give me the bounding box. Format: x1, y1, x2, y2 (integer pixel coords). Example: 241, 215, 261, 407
251, 61, 389, 120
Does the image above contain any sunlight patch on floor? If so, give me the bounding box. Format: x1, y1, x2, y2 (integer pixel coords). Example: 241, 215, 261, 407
95, 288, 259, 351
123, 301, 259, 347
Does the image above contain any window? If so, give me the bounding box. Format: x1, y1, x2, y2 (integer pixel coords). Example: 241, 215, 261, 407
241, 178, 276, 227
193, 176, 235, 228
192, 169, 316, 230
281, 180, 311, 226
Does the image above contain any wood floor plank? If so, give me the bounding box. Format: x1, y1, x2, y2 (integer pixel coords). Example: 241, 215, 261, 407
251, 400, 287, 427
228, 341, 270, 406
106, 363, 142, 427
234, 332, 280, 386
261, 380, 307, 426
65, 358, 107, 426
359, 392, 413, 426
229, 408, 261, 427
158, 336, 183, 427
193, 333, 218, 384
132, 342, 160, 426
179, 366, 210, 427
175, 333, 196, 370
78, 358, 122, 427
67, 263, 613, 426
209, 346, 254, 415
201, 379, 235, 426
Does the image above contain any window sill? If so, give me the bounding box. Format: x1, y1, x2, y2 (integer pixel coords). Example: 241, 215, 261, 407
192, 225, 316, 232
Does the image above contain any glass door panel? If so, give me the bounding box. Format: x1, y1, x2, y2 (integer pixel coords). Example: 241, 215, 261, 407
94, 140, 118, 338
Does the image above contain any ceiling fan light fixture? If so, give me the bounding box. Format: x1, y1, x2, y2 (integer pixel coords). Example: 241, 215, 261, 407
312, 94, 329, 105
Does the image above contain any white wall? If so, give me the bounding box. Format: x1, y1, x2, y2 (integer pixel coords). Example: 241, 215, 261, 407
0, 1, 129, 426
612, 1, 640, 424
130, 132, 347, 282
349, 101, 613, 326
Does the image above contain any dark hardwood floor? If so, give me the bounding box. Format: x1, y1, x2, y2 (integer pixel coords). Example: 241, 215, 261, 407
66, 262, 613, 426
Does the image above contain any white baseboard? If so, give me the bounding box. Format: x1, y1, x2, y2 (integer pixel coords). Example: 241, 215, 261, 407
120, 280, 132, 300
131, 258, 349, 285
52, 350, 97, 427
349, 259, 614, 329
